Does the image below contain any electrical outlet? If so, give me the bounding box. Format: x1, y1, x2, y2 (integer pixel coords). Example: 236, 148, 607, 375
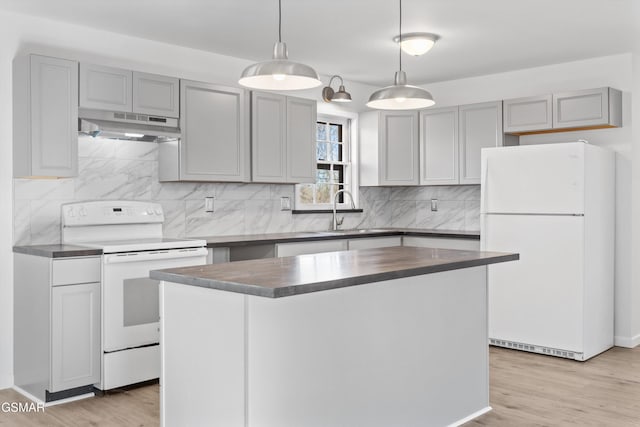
280, 196, 291, 211
430, 198, 438, 212
205, 196, 215, 213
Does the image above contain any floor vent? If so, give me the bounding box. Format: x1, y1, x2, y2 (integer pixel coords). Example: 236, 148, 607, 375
489, 338, 582, 361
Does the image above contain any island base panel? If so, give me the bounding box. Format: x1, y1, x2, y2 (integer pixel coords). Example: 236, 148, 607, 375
160, 266, 489, 427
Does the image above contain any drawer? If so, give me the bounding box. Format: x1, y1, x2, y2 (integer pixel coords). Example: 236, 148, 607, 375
52, 257, 101, 286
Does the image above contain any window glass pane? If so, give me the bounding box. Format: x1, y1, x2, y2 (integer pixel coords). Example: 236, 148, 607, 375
330, 143, 341, 162
316, 183, 331, 204
316, 142, 327, 161
330, 170, 340, 183
317, 169, 330, 183
329, 124, 340, 142
316, 123, 327, 141
299, 185, 314, 204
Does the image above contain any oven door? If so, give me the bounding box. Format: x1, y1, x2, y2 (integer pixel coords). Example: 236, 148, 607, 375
102, 247, 207, 352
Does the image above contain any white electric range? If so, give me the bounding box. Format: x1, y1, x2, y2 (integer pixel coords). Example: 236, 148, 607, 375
62, 200, 207, 390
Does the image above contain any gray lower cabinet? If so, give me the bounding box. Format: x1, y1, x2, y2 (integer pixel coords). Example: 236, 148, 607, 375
159, 80, 249, 182
79, 63, 132, 112
402, 236, 480, 251
360, 110, 420, 186
347, 237, 402, 250
51, 282, 101, 393
13, 54, 78, 178
251, 92, 316, 183
275, 240, 348, 257
14, 254, 101, 402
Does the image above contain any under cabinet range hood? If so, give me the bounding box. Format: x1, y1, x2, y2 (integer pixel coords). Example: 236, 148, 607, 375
78, 108, 180, 142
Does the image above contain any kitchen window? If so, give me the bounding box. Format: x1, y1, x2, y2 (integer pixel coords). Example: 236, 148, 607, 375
295, 115, 357, 210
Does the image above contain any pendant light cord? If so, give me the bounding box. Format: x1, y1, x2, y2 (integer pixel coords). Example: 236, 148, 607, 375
399, 0, 402, 72
278, 0, 282, 43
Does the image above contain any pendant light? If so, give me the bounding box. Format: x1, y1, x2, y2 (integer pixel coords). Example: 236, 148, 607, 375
239, 0, 322, 91
367, 0, 435, 110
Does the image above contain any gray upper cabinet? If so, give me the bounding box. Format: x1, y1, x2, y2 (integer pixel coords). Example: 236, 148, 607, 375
459, 101, 503, 185
420, 107, 459, 185
360, 111, 419, 186
380, 111, 420, 185
286, 97, 316, 183
13, 54, 78, 178
252, 92, 287, 182
553, 87, 622, 129
503, 94, 553, 133
132, 71, 180, 118
79, 63, 132, 112
251, 92, 316, 184
172, 80, 249, 182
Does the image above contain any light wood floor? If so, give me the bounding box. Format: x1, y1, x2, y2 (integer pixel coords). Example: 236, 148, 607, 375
0, 346, 639, 426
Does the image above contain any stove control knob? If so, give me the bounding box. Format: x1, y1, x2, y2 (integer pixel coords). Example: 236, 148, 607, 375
154, 208, 162, 216
68, 208, 76, 217
79, 208, 87, 217
146, 208, 154, 215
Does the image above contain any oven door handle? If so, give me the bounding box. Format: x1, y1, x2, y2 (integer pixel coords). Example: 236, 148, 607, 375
103, 247, 208, 264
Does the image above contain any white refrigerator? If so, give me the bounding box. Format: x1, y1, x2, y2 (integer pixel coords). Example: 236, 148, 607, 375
480, 141, 614, 361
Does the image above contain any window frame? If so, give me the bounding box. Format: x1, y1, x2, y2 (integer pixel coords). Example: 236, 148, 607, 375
294, 112, 359, 211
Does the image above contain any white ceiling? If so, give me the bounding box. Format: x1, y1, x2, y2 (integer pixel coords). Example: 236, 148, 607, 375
0, 0, 634, 86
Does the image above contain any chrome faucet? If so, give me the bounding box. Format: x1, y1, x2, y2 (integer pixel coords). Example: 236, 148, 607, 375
332, 189, 356, 231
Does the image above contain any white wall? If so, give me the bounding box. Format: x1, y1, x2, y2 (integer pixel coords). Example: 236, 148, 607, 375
631, 0, 640, 346
0, 9, 377, 390
419, 54, 636, 347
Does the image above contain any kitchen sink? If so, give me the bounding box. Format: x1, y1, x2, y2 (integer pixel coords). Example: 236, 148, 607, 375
323, 228, 390, 234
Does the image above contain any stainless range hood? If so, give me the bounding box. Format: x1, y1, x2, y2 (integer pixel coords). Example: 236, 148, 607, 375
78, 108, 180, 142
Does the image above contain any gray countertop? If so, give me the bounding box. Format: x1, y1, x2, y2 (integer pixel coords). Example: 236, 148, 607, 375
13, 244, 103, 258
13, 228, 480, 257
201, 228, 480, 247
150, 246, 517, 298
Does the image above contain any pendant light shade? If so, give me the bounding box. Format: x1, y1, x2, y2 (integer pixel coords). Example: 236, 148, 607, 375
367, 71, 434, 110
239, 1, 321, 91
367, 0, 435, 110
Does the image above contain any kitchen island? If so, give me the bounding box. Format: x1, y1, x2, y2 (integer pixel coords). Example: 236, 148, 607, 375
151, 246, 518, 427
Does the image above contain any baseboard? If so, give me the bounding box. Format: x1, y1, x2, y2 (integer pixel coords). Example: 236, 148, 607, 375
448, 406, 492, 427
614, 334, 640, 348
13, 385, 94, 407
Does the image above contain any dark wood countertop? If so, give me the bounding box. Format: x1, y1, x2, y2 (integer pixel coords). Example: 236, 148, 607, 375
201, 228, 480, 247
13, 244, 103, 258
150, 246, 517, 298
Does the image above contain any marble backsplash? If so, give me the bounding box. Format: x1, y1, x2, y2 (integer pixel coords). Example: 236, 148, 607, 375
13, 137, 480, 245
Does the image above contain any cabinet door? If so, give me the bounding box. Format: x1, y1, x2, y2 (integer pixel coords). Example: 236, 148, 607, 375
459, 101, 503, 185
251, 92, 287, 182
286, 97, 316, 183
275, 240, 347, 257
348, 236, 402, 250
553, 87, 609, 129
51, 282, 101, 392
379, 111, 419, 185
420, 107, 459, 185
403, 236, 480, 251
503, 95, 552, 133
79, 63, 132, 112
132, 71, 180, 118
23, 55, 78, 177
180, 80, 249, 181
